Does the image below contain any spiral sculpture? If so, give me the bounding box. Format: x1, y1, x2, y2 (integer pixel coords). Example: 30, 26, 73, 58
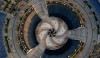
36, 17, 69, 50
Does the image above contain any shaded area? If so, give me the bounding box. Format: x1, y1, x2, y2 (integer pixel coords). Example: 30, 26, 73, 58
43, 39, 79, 58
48, 4, 80, 29
28, 14, 41, 48
0, 12, 7, 58
89, 0, 100, 18
88, 0, 100, 33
